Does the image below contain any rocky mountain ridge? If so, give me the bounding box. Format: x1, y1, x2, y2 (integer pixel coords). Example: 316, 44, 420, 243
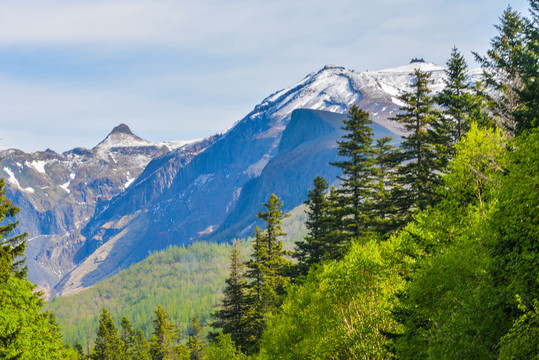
3, 61, 475, 296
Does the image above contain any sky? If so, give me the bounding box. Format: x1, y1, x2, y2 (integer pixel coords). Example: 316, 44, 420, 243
0, 0, 531, 153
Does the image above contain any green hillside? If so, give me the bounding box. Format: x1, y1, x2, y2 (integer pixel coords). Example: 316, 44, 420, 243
45, 204, 306, 347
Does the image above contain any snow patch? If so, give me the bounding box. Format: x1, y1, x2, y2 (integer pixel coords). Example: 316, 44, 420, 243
29, 160, 47, 174
3, 167, 20, 188
60, 180, 71, 193
193, 174, 214, 187
25, 187, 35, 193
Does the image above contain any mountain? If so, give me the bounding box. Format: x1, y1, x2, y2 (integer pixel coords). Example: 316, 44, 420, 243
5, 61, 476, 296
0, 124, 215, 295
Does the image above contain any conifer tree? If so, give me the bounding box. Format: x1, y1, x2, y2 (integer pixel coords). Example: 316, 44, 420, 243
91, 307, 125, 360
187, 317, 206, 360
474, 7, 527, 135
391, 69, 444, 215
0, 177, 27, 280
210, 241, 249, 351
150, 305, 180, 360
514, 0, 539, 133
323, 185, 348, 259
0, 178, 74, 359
120, 316, 137, 359
293, 176, 331, 278
437, 47, 477, 146
370, 136, 402, 238
331, 105, 375, 239
243, 194, 292, 352
134, 329, 151, 360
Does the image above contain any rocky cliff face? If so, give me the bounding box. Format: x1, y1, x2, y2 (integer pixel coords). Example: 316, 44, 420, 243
0, 124, 211, 295
4, 62, 473, 296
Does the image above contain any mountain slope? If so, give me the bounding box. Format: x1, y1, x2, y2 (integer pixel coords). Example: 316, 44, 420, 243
7, 61, 475, 296
0, 124, 208, 294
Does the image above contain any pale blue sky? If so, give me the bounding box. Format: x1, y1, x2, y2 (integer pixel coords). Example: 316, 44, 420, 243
0, 0, 530, 152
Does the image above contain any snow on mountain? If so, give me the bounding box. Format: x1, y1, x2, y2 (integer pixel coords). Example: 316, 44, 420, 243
4, 61, 483, 297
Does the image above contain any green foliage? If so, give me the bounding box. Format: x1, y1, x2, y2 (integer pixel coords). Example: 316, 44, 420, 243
244, 194, 293, 352
206, 333, 246, 360
150, 305, 181, 360
490, 129, 539, 307
209, 242, 249, 351
331, 105, 376, 239
258, 238, 403, 359
0, 178, 75, 359
393, 124, 509, 359
91, 307, 125, 360
392, 69, 444, 214
293, 176, 331, 277
498, 298, 539, 360
46, 241, 238, 346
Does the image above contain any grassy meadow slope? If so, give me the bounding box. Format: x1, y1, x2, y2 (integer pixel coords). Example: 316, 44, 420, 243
45, 204, 306, 346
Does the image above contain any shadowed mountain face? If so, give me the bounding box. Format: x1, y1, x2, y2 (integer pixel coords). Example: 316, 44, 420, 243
3, 62, 467, 296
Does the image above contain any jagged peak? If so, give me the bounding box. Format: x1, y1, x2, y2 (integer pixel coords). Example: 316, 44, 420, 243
110, 124, 133, 135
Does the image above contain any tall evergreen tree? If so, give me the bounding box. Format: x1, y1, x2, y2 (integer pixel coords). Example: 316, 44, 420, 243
293, 176, 332, 278
391, 69, 444, 215
120, 316, 137, 359
437, 47, 478, 146
474, 7, 527, 135
150, 305, 180, 360
187, 317, 206, 360
134, 329, 151, 360
243, 194, 292, 352
331, 105, 375, 239
210, 241, 249, 352
370, 136, 402, 238
0, 177, 74, 359
514, 0, 539, 133
91, 307, 125, 360
0, 177, 27, 280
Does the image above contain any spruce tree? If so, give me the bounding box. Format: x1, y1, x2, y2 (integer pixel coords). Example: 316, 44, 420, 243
437, 47, 477, 146
120, 316, 137, 359
0, 178, 74, 359
149, 305, 180, 360
243, 194, 292, 352
210, 241, 249, 352
391, 69, 444, 215
330, 105, 375, 239
474, 7, 527, 135
134, 329, 151, 360
92, 307, 125, 360
370, 136, 402, 238
187, 317, 205, 360
293, 176, 331, 278
514, 0, 539, 133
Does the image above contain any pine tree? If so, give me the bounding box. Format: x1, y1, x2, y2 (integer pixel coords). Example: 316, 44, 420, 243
474, 7, 527, 135
370, 136, 402, 238
293, 176, 331, 278
514, 0, 539, 133
391, 69, 444, 215
330, 105, 376, 239
91, 307, 125, 360
120, 316, 137, 359
437, 47, 478, 146
134, 330, 151, 360
210, 241, 249, 352
0, 178, 75, 359
243, 194, 292, 352
0, 177, 27, 280
187, 317, 205, 360
150, 305, 180, 360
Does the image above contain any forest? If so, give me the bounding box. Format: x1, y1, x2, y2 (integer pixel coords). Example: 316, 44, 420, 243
1, 1, 538, 359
